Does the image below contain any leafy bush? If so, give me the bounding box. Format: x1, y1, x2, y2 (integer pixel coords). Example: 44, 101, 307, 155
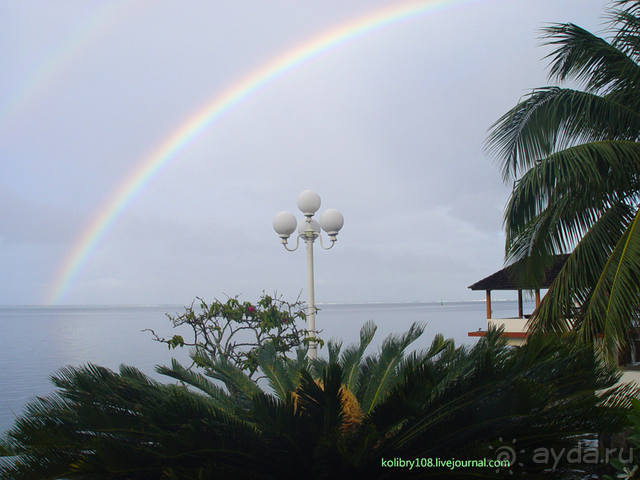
145, 293, 315, 379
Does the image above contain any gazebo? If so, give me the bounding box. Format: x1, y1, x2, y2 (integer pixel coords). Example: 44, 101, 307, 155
467, 255, 569, 346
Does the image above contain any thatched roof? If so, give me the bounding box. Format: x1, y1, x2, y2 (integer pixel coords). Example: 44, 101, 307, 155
468, 255, 569, 291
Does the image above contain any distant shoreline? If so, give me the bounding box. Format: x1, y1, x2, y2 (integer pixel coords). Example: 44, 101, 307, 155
0, 299, 537, 309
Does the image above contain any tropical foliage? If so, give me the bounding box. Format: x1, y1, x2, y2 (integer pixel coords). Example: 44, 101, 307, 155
486, 0, 640, 360
603, 398, 640, 480
0, 323, 631, 479
145, 293, 311, 379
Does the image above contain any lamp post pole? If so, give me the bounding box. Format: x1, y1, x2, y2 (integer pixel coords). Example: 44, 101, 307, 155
304, 233, 317, 358
273, 190, 344, 360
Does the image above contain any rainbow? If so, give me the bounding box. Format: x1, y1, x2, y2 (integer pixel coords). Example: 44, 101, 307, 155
1, 0, 144, 130
46, 0, 478, 304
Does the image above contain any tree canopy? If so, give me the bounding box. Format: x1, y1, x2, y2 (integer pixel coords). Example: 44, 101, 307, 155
486, 0, 640, 360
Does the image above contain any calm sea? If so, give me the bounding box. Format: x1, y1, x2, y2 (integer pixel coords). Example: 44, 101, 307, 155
0, 301, 531, 434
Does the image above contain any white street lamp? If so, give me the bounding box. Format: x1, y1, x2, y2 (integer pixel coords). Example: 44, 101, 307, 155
273, 190, 344, 359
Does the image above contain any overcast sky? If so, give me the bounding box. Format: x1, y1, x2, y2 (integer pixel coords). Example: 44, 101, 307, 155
1, 0, 611, 305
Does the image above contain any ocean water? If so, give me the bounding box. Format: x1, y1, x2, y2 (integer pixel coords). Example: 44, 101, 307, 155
0, 301, 532, 434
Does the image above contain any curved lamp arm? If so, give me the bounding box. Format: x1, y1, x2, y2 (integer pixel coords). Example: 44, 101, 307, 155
318, 234, 336, 250
282, 235, 301, 252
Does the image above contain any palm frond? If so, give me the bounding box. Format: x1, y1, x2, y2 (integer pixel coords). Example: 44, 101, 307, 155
424, 333, 454, 358
1, 362, 268, 479
369, 330, 623, 475
194, 354, 261, 408
503, 140, 640, 263
340, 320, 377, 392
358, 322, 424, 414
609, 1, 640, 60
255, 342, 297, 401
599, 379, 640, 409
543, 21, 640, 95
487, 88, 640, 180
327, 339, 343, 364
530, 201, 635, 335
156, 358, 237, 414
575, 206, 640, 359
295, 365, 345, 437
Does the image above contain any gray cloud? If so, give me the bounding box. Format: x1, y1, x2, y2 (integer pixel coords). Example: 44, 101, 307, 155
0, 0, 610, 304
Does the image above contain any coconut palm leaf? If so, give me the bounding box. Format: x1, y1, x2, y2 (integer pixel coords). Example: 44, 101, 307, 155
599, 380, 640, 409
612, 1, 640, 59
530, 201, 635, 334
543, 21, 640, 93
577, 207, 640, 358
501, 142, 640, 286
487, 1, 640, 358
504, 141, 640, 249
487, 88, 640, 180
504, 142, 640, 249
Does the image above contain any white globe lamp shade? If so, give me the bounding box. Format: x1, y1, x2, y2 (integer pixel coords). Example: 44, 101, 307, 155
296, 190, 321, 216
273, 211, 297, 238
319, 209, 344, 235
298, 219, 321, 235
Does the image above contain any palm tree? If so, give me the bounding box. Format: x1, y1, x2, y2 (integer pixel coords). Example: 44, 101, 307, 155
1, 323, 632, 479
486, 0, 640, 360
